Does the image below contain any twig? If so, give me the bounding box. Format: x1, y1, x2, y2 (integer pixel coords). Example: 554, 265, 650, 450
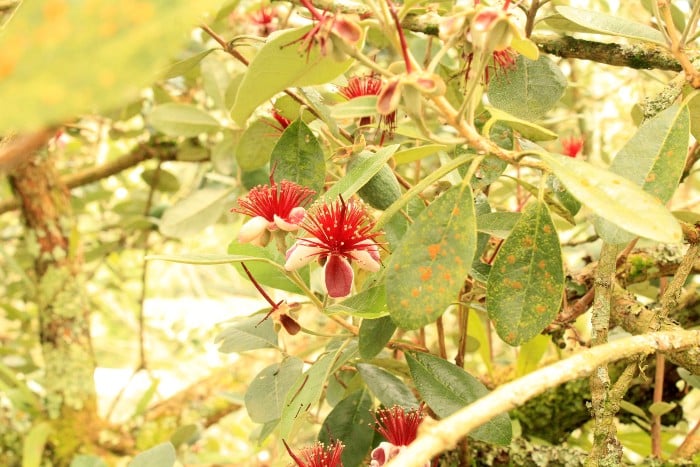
651, 353, 665, 458
659, 244, 700, 318
674, 418, 700, 459
436, 316, 447, 359
387, 330, 700, 467
658, 0, 700, 87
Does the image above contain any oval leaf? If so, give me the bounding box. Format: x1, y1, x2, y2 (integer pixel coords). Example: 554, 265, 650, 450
215, 314, 278, 353
486, 202, 564, 345
236, 119, 279, 171
359, 315, 396, 359
269, 119, 326, 195
231, 26, 355, 124
228, 241, 308, 294
595, 104, 689, 243
318, 389, 374, 467
487, 55, 567, 121
129, 442, 176, 467
148, 103, 220, 137
357, 363, 419, 409
159, 187, 232, 238
554, 6, 666, 45
405, 352, 512, 445
540, 151, 682, 243
323, 145, 400, 202
245, 357, 304, 423
330, 95, 378, 119
394, 144, 446, 165
387, 184, 477, 329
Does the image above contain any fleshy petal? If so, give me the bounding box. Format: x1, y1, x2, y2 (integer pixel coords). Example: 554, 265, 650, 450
238, 216, 270, 243
325, 255, 354, 298
351, 242, 381, 272
274, 214, 300, 231
285, 241, 325, 271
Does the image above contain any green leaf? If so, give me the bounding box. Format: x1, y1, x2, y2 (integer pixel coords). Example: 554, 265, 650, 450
69, 455, 108, 467
359, 316, 396, 359
148, 103, 221, 137
540, 151, 682, 243
146, 253, 273, 266
394, 144, 446, 165
159, 187, 232, 238
552, 6, 666, 45
236, 118, 279, 171
22, 422, 52, 467
678, 368, 700, 389
486, 202, 564, 346
326, 285, 388, 319
269, 119, 326, 195
170, 424, 198, 448
141, 169, 180, 193
245, 357, 304, 423
595, 104, 690, 243
477, 212, 520, 239
323, 145, 400, 202
280, 340, 358, 438
487, 55, 567, 121
330, 95, 378, 119
201, 53, 232, 111
228, 241, 307, 294
515, 334, 550, 377
387, 184, 477, 329
0, 1, 220, 132
648, 401, 677, 417
162, 48, 216, 80
619, 400, 649, 421
215, 314, 279, 353
128, 442, 176, 467
483, 107, 557, 141
231, 25, 354, 124
318, 390, 374, 467
356, 363, 419, 409
405, 352, 512, 445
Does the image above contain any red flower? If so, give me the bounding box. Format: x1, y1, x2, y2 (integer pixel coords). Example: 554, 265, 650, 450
285, 198, 382, 298
283, 439, 344, 467
561, 136, 584, 158
293, 0, 362, 59
270, 108, 292, 133
339, 75, 397, 142
370, 404, 427, 466
250, 6, 279, 36
232, 177, 316, 245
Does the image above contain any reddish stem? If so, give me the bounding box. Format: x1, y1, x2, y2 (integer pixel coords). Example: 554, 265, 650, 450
386, 0, 413, 74
298, 0, 325, 22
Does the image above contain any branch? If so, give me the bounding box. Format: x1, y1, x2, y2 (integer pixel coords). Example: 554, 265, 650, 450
0, 129, 56, 172
0, 141, 180, 215
387, 330, 700, 467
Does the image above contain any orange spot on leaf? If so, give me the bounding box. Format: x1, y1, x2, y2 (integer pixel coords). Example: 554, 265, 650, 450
428, 243, 441, 260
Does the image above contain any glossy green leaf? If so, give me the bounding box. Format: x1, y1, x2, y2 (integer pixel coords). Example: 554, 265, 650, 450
477, 212, 520, 239
483, 107, 557, 141
357, 363, 419, 409
393, 144, 446, 165
159, 187, 232, 238
540, 151, 682, 243
595, 104, 689, 243
487, 55, 567, 121
128, 442, 176, 467
318, 389, 374, 467
22, 422, 52, 467
486, 202, 564, 346
236, 118, 279, 171
0, 1, 219, 132
269, 119, 326, 195
323, 145, 400, 202
148, 103, 221, 137
215, 314, 279, 353
326, 285, 388, 319
141, 169, 180, 193
553, 6, 666, 45
231, 25, 354, 124
359, 316, 396, 359
330, 95, 378, 119
245, 357, 304, 423
162, 48, 216, 79
387, 184, 477, 329
405, 352, 512, 445
228, 241, 307, 294
280, 340, 358, 438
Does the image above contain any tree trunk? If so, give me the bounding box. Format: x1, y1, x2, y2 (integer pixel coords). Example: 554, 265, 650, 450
11, 152, 99, 465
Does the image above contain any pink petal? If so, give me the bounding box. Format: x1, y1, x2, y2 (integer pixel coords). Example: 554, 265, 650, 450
238, 216, 270, 243
284, 241, 324, 271
325, 255, 354, 298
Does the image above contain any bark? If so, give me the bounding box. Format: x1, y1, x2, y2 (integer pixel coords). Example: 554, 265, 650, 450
10, 152, 99, 465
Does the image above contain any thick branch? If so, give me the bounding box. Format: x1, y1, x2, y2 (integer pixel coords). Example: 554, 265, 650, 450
0, 141, 179, 215
387, 330, 700, 467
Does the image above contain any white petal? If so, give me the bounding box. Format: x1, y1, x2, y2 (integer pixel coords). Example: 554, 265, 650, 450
237, 216, 269, 244
351, 241, 381, 272
274, 213, 301, 232
284, 240, 324, 271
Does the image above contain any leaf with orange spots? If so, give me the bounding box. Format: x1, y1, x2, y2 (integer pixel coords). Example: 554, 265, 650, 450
486, 201, 564, 346
594, 104, 689, 244
0, 0, 221, 132
386, 184, 477, 330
